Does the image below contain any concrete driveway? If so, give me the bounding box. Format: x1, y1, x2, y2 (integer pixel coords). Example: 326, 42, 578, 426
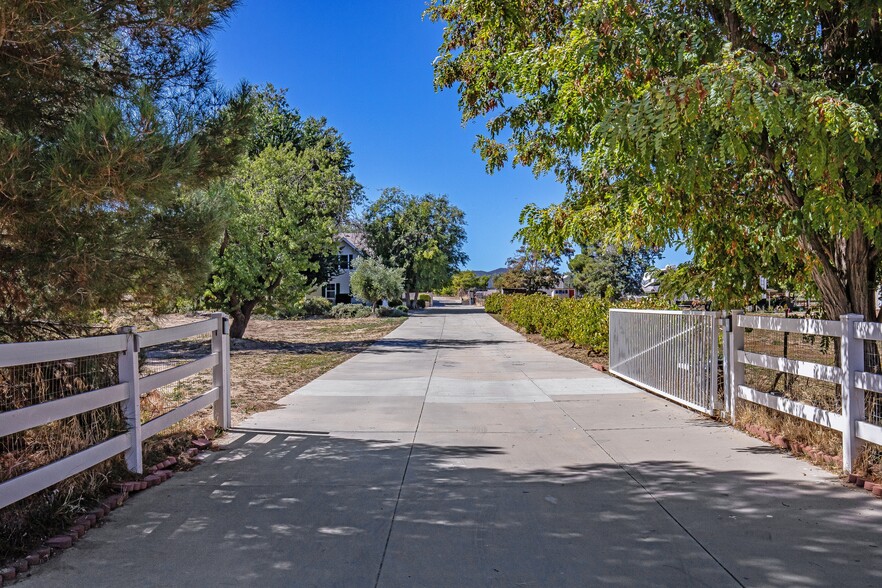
29, 305, 882, 586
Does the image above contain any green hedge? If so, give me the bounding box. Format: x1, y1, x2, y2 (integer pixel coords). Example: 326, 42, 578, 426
483, 293, 672, 355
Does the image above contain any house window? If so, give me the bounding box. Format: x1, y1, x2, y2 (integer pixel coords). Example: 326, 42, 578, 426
322, 283, 337, 300
338, 254, 352, 270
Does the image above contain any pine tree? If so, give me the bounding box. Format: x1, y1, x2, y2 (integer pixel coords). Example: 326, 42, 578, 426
0, 0, 252, 339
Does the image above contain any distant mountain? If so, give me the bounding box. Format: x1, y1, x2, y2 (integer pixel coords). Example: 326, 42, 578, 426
472, 267, 507, 277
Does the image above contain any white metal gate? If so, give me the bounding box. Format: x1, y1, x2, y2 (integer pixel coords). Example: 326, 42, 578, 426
608, 309, 720, 414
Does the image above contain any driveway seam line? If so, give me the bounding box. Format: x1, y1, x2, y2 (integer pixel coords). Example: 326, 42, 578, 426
373, 314, 444, 588
553, 400, 745, 587
515, 364, 741, 584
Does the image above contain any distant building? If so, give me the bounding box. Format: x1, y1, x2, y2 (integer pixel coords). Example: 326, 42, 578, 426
319, 233, 367, 303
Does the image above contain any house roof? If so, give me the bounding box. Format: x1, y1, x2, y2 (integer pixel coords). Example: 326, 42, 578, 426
338, 232, 369, 255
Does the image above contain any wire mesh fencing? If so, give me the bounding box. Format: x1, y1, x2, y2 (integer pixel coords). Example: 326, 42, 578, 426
139, 332, 214, 426
0, 350, 125, 483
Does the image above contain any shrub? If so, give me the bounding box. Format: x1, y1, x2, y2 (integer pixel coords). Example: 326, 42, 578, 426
484, 292, 505, 313
417, 293, 432, 302
395, 305, 409, 313
350, 258, 404, 309
377, 306, 408, 317
301, 296, 333, 316
330, 303, 372, 318
483, 293, 672, 355
416, 299, 426, 309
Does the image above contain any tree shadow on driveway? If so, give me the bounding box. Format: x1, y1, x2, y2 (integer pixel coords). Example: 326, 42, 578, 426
27, 430, 882, 587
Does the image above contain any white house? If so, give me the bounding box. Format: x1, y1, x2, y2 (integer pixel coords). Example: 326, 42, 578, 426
319, 233, 367, 302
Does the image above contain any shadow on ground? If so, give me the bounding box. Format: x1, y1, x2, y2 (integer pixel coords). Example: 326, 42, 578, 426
29, 430, 882, 587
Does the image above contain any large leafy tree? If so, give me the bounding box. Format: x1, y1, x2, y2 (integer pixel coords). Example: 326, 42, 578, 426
361, 188, 468, 300
569, 244, 660, 299
205, 87, 361, 337
494, 245, 566, 293
429, 1, 882, 320
452, 271, 491, 293
0, 0, 252, 339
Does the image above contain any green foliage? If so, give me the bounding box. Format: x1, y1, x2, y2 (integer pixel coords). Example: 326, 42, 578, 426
494, 245, 567, 293
443, 270, 490, 295
483, 292, 506, 314
569, 244, 660, 300
301, 296, 333, 317
205, 87, 361, 337
417, 294, 432, 302
361, 187, 468, 294
484, 294, 673, 354
350, 257, 405, 309
429, 1, 882, 320
330, 303, 372, 319
0, 0, 252, 338
377, 306, 408, 318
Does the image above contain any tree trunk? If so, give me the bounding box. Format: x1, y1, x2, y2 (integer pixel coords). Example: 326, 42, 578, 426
808, 229, 877, 321
230, 299, 258, 339
804, 229, 879, 373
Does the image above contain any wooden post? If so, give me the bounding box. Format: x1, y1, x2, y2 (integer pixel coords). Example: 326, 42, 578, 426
727, 310, 744, 425
840, 313, 865, 473
117, 326, 142, 473
211, 312, 231, 429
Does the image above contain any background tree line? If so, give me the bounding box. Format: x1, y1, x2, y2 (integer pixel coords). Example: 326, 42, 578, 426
429, 0, 882, 321
1, 1, 469, 341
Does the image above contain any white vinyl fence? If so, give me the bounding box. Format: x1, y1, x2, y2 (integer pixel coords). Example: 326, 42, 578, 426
727, 311, 882, 473
609, 309, 721, 414
610, 308, 882, 473
0, 314, 230, 509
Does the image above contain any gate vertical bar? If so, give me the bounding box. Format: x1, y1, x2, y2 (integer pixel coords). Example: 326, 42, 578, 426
711, 312, 719, 410
721, 312, 731, 416
117, 326, 143, 473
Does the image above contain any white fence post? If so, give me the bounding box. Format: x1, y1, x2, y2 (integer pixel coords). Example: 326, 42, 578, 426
840, 313, 865, 473
211, 312, 231, 429
726, 310, 744, 425
117, 326, 143, 473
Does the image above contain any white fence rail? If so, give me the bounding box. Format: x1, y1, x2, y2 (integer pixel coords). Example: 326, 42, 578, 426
726, 311, 882, 473
0, 314, 230, 509
609, 309, 720, 414
609, 308, 882, 473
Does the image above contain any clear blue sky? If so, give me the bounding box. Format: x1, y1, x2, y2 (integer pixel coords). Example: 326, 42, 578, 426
210, 0, 689, 271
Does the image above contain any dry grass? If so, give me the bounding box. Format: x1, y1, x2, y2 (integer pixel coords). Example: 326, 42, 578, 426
227, 315, 407, 420
145, 314, 407, 422
0, 313, 406, 562
736, 401, 842, 457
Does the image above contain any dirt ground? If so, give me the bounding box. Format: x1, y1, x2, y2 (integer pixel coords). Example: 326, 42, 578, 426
149, 314, 407, 424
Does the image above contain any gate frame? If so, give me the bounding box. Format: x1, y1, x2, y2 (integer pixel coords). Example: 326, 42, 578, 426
608, 308, 721, 415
